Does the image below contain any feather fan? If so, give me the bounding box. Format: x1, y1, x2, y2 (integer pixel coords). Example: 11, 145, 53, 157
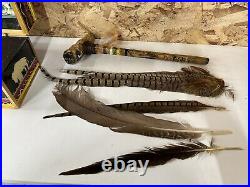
52, 84, 231, 139
59, 141, 241, 175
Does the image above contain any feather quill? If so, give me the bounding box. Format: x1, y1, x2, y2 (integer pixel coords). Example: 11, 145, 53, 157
52, 84, 231, 139
59, 141, 242, 175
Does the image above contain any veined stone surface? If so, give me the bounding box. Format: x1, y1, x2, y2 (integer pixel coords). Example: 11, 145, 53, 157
30, 2, 248, 46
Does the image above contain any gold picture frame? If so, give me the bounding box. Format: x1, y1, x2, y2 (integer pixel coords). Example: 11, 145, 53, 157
2, 2, 37, 36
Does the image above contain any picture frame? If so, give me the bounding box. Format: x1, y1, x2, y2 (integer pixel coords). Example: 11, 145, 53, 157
2, 2, 37, 36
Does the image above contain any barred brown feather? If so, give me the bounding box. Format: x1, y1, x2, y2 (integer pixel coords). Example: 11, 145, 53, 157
41, 66, 232, 98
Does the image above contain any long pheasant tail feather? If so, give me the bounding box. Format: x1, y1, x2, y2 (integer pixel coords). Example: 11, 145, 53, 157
40, 66, 82, 85
110, 101, 226, 113
59, 69, 96, 77
52, 84, 231, 139
40, 66, 62, 82
59, 142, 242, 175
212, 106, 226, 111
40, 66, 55, 81
43, 100, 226, 119
42, 66, 231, 99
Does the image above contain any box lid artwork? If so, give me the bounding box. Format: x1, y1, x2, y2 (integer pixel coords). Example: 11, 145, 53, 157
2, 37, 26, 72
2, 36, 40, 108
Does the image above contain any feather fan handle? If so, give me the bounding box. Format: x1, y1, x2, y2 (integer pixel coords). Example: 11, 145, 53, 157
59, 141, 242, 175
52, 84, 231, 139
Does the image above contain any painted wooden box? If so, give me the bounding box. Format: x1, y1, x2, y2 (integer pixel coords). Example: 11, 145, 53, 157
2, 36, 40, 108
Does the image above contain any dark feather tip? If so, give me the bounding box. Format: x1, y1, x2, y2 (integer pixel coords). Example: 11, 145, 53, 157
59, 170, 79, 176
59, 172, 72, 176
59, 171, 88, 176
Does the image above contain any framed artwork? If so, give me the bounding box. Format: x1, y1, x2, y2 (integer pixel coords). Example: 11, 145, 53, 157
2, 2, 37, 36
